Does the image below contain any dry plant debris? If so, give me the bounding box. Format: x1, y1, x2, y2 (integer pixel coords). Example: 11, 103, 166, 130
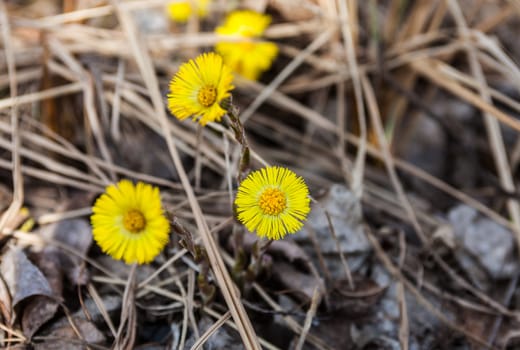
1, 0, 520, 349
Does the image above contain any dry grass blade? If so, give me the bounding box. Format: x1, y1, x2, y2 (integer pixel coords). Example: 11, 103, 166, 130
0, 1, 23, 233
397, 281, 409, 350
294, 287, 321, 350
0, 82, 83, 110
189, 312, 231, 350
114, 263, 137, 349
338, 0, 367, 198
86, 283, 117, 339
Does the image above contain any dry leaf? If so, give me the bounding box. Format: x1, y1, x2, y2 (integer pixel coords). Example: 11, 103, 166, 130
39, 219, 92, 285
34, 317, 106, 350
22, 295, 59, 339
328, 277, 387, 316
32, 250, 63, 296
272, 261, 324, 302
1, 247, 55, 308
242, 234, 312, 265
0, 272, 11, 324
0, 247, 59, 338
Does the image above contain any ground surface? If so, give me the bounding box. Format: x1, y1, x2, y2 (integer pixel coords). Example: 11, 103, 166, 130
1, 0, 520, 349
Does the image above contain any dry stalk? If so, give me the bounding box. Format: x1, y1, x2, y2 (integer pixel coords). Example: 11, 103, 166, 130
0, 1, 23, 234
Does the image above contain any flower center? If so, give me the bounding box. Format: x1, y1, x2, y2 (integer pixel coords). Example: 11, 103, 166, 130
197, 85, 217, 107
123, 209, 146, 233
258, 188, 286, 215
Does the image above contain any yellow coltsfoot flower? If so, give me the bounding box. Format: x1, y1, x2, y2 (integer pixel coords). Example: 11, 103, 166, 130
215, 10, 278, 80
91, 180, 170, 264
166, 0, 210, 23
168, 52, 234, 126
235, 166, 310, 240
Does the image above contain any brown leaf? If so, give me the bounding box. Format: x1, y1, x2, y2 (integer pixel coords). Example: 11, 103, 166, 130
272, 261, 324, 302
0, 272, 11, 324
1, 248, 54, 307
0, 247, 59, 338
328, 276, 387, 317
21, 295, 59, 339
32, 250, 63, 296
34, 317, 106, 350
241, 234, 312, 265
97, 255, 155, 283
39, 219, 92, 285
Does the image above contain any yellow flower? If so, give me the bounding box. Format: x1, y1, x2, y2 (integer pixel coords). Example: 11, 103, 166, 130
166, 0, 210, 23
168, 52, 234, 126
235, 166, 310, 240
91, 180, 170, 264
215, 10, 278, 80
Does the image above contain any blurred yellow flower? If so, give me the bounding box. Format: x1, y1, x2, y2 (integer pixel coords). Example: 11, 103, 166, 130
166, 0, 210, 23
215, 10, 278, 80
235, 166, 310, 240
91, 180, 170, 264
168, 52, 234, 125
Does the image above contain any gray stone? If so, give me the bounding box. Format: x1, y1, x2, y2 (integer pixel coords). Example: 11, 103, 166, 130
355, 264, 451, 349
300, 184, 370, 255
448, 204, 519, 280
183, 316, 243, 350
133, 9, 169, 35
298, 184, 370, 277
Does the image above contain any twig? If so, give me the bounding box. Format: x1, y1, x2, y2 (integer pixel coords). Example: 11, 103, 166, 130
113, 263, 137, 350
189, 312, 231, 350
0, 2, 24, 233
294, 287, 321, 350
397, 281, 409, 350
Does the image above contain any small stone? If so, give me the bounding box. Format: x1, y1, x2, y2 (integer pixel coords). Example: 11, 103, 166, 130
302, 184, 369, 254
448, 204, 518, 280
132, 9, 169, 35
298, 184, 370, 277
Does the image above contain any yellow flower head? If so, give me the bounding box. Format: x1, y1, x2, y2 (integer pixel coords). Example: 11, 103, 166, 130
166, 0, 210, 23
235, 166, 310, 240
91, 180, 170, 264
168, 52, 234, 126
215, 10, 278, 80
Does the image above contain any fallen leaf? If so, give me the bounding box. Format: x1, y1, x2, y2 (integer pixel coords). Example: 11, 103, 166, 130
22, 295, 59, 339
242, 234, 312, 266
34, 317, 106, 350
0, 247, 59, 338
39, 219, 92, 285
1, 247, 54, 307
272, 261, 324, 302
328, 277, 387, 316
0, 272, 11, 324
32, 248, 63, 298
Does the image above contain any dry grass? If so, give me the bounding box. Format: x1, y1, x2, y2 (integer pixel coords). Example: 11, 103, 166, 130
1, 0, 520, 348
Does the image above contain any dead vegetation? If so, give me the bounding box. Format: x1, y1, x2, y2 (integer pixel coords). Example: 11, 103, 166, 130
1, 0, 520, 349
